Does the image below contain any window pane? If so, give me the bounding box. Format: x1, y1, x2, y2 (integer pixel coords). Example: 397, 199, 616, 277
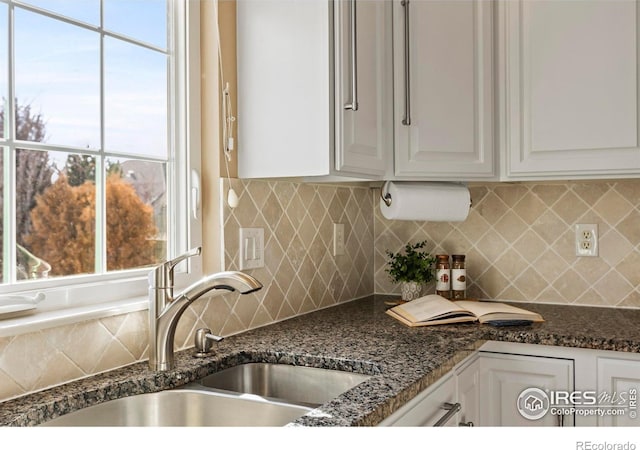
17, 149, 96, 281
14, 9, 100, 149
103, 0, 167, 49
0, 4, 7, 140
105, 158, 166, 271
18, 0, 99, 25
104, 37, 167, 158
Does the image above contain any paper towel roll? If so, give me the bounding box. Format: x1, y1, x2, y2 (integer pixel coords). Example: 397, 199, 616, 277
380, 181, 470, 222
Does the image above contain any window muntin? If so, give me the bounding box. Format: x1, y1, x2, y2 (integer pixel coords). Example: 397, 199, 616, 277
0, 0, 193, 299
0, 4, 7, 139
17, 0, 100, 25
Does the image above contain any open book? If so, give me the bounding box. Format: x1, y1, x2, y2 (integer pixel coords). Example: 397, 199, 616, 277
386, 294, 544, 327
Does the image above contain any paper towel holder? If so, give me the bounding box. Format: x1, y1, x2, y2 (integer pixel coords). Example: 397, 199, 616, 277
380, 181, 393, 207
379, 181, 473, 208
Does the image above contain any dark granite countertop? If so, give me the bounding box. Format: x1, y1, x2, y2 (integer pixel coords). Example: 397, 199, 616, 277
2, 295, 640, 427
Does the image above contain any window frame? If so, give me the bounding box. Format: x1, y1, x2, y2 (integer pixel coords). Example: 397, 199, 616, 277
0, 0, 202, 326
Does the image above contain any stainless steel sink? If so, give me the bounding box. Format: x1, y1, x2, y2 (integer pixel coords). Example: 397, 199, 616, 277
196, 363, 371, 407
40, 389, 311, 427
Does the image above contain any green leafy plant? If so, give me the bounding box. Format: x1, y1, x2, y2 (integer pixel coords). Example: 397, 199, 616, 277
385, 241, 436, 284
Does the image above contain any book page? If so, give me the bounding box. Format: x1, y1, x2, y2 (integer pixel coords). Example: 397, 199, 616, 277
453, 300, 543, 322
385, 309, 477, 327
393, 294, 474, 323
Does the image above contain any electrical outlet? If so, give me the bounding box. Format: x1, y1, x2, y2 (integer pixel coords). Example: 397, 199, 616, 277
575, 224, 598, 257
333, 223, 345, 256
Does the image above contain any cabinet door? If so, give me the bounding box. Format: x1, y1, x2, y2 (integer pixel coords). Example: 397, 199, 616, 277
237, 0, 332, 178
456, 356, 480, 427
378, 372, 458, 426
597, 357, 640, 426
393, 0, 495, 179
334, 0, 392, 176
479, 352, 574, 426
501, 0, 640, 178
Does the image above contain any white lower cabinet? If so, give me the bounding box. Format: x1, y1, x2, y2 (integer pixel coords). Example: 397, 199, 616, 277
597, 357, 640, 427
478, 352, 574, 426
379, 342, 640, 427
455, 355, 480, 427
377, 370, 458, 426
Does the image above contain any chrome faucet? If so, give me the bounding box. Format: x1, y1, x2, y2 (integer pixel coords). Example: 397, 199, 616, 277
148, 247, 262, 371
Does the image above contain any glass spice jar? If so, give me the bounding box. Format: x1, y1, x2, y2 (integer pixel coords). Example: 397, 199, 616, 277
435, 254, 451, 299
451, 254, 466, 300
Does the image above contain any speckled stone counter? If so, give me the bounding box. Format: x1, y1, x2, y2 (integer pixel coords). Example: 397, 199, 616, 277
2, 295, 640, 427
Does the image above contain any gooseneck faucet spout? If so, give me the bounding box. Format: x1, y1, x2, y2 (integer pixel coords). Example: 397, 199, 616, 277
148, 247, 262, 371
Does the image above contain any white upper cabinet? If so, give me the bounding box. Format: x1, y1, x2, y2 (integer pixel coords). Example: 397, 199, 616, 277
236, 0, 391, 179
335, 0, 393, 176
237, 0, 640, 181
500, 0, 640, 178
392, 0, 495, 179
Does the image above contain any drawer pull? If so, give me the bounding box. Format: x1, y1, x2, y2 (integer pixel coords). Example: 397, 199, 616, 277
434, 402, 461, 427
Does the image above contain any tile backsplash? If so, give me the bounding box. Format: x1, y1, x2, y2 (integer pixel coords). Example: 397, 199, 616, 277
375, 179, 640, 309
219, 178, 374, 328
2, 177, 639, 403
0, 179, 374, 402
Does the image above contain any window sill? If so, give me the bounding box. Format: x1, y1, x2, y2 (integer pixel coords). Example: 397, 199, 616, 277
0, 296, 149, 338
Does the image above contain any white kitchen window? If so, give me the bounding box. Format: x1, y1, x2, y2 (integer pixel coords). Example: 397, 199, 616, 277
0, 0, 202, 327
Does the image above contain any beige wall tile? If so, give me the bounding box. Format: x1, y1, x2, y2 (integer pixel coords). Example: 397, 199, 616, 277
374, 180, 640, 310
4, 178, 640, 404
0, 369, 25, 400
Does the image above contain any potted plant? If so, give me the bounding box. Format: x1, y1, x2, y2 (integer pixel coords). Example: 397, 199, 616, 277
385, 241, 436, 301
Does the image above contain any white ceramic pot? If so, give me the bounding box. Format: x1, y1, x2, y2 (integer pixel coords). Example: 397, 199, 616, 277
400, 281, 424, 301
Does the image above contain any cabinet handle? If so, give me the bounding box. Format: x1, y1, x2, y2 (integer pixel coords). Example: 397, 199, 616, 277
401, 0, 411, 125
434, 402, 461, 427
343, 0, 359, 111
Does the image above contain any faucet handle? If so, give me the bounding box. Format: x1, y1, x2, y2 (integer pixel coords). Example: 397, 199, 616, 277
166, 246, 201, 273
150, 247, 202, 289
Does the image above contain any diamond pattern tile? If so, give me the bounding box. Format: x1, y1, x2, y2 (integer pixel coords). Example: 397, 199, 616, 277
375, 180, 640, 309
2, 178, 640, 404
221, 179, 374, 328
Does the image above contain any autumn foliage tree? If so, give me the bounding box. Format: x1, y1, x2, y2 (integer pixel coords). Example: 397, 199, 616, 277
105, 173, 158, 271
2, 99, 160, 279
26, 175, 95, 275
26, 173, 158, 276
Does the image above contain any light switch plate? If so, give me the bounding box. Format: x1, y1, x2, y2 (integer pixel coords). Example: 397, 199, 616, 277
239, 228, 264, 270
333, 223, 345, 256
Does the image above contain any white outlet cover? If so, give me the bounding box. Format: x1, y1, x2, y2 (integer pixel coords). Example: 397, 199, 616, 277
575, 224, 598, 257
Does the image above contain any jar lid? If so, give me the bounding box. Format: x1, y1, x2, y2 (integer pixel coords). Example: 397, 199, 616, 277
436, 254, 449, 260
452, 254, 465, 260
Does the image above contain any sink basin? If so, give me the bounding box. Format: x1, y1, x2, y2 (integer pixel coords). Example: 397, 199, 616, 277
197, 363, 371, 407
40, 389, 311, 427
